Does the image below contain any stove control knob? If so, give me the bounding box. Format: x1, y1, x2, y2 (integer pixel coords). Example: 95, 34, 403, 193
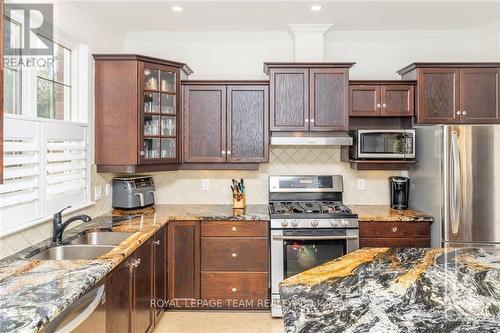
341, 219, 349, 226
311, 220, 319, 227
291, 220, 299, 227
331, 220, 339, 227
280, 220, 289, 228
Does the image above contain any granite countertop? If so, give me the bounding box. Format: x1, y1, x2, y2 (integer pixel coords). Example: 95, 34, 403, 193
348, 205, 434, 222
280, 247, 500, 333
0, 204, 270, 333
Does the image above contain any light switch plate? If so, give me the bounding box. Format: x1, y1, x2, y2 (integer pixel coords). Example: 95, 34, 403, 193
357, 179, 366, 191
94, 185, 102, 200
202, 179, 210, 191
105, 184, 111, 197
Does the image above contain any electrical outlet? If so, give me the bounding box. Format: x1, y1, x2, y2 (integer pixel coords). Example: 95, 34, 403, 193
202, 179, 210, 191
357, 179, 366, 191
105, 184, 111, 197
94, 185, 102, 200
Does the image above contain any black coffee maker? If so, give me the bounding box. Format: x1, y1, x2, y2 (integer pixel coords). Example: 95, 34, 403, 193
389, 176, 410, 210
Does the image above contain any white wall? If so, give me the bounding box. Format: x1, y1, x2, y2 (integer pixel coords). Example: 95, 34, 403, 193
479, 23, 500, 61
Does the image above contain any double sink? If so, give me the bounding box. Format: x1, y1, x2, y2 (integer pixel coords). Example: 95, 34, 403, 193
30, 232, 134, 260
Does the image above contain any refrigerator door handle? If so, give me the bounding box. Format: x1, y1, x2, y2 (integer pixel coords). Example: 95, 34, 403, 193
450, 131, 461, 235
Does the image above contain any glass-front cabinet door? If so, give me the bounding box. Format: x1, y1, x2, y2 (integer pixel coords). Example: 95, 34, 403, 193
141, 63, 178, 163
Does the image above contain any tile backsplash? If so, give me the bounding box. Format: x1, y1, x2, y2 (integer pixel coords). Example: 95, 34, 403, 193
153, 147, 400, 205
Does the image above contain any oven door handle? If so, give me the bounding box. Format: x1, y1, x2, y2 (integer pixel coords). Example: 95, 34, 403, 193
272, 235, 359, 240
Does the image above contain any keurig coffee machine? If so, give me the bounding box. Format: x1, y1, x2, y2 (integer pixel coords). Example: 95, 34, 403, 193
389, 176, 410, 210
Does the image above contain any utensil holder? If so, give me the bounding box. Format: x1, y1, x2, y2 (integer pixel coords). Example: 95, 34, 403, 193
232, 193, 246, 209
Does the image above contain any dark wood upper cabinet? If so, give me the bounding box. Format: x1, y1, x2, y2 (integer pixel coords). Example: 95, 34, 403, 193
168, 221, 200, 307
182, 81, 269, 165
93, 54, 192, 173
153, 226, 167, 322
310, 68, 349, 131
269, 68, 309, 131
349, 81, 415, 117
133, 237, 154, 333
349, 85, 380, 116
398, 63, 500, 124
265, 63, 354, 132
227, 85, 269, 162
460, 68, 500, 123
183, 85, 227, 163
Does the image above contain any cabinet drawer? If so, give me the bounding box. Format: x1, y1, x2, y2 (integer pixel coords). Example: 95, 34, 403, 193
360, 238, 430, 248
201, 272, 268, 309
359, 222, 430, 238
201, 221, 268, 237
201, 238, 268, 271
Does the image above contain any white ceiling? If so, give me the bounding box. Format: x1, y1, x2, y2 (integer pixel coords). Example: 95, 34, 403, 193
77, 1, 500, 37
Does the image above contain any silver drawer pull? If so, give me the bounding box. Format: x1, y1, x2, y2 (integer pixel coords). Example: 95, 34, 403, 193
392, 227, 398, 233
377, 103, 381, 108
231, 288, 237, 293
154, 240, 160, 246
382, 103, 387, 107
232, 252, 237, 258
462, 111, 467, 115
222, 150, 226, 155
456, 111, 462, 115
272, 235, 358, 240
231, 226, 237, 232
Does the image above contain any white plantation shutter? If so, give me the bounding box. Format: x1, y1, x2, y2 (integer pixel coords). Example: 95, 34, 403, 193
0, 119, 41, 231
0, 117, 90, 236
45, 122, 89, 214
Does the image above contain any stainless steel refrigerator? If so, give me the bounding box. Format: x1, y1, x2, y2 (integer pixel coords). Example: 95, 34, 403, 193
410, 125, 500, 249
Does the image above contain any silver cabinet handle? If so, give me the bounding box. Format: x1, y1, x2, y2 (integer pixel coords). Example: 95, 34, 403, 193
272, 235, 358, 240
305, 119, 309, 123
310, 119, 315, 123
227, 150, 231, 155
154, 240, 160, 246
231, 226, 237, 232
462, 111, 467, 115
376, 104, 381, 108
140, 151, 145, 156
456, 111, 462, 115
231, 288, 237, 293
232, 252, 237, 258
132, 258, 141, 268
382, 103, 387, 107
221, 151, 226, 155
391, 227, 398, 233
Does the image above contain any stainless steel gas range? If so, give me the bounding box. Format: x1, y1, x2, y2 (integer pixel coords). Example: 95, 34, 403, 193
269, 175, 359, 317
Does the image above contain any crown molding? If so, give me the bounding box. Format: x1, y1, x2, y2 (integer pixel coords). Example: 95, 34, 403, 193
288, 24, 334, 35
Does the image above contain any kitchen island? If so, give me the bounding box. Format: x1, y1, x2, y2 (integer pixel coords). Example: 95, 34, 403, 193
280, 247, 500, 333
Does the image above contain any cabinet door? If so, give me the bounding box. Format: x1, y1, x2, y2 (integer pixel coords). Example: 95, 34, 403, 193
227, 85, 269, 163
183, 85, 227, 162
133, 238, 153, 333
153, 226, 167, 321
106, 258, 132, 333
417, 68, 460, 124
309, 68, 349, 131
460, 68, 500, 123
349, 85, 380, 116
168, 221, 200, 308
269, 68, 309, 131
381, 85, 414, 116
140, 62, 180, 164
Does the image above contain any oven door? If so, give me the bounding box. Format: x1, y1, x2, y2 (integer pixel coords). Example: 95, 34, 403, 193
271, 228, 359, 294
357, 129, 415, 159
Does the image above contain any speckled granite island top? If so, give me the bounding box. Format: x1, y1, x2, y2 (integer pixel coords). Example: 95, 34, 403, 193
348, 205, 434, 222
280, 247, 500, 333
0, 204, 269, 333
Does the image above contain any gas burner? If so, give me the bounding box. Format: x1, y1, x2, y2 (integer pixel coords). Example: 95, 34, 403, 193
271, 200, 353, 218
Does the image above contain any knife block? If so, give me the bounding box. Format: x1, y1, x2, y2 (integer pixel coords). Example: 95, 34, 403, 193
232, 193, 246, 209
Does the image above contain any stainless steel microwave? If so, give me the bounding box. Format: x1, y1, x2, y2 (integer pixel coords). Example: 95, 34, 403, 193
350, 129, 415, 159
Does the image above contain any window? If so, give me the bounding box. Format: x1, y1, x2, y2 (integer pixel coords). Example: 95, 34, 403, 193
2, 14, 90, 236
3, 16, 22, 115
36, 37, 72, 120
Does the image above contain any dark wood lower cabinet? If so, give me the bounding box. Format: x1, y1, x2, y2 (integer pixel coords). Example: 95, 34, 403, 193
106, 258, 133, 333
153, 226, 167, 322
133, 238, 154, 333
359, 221, 431, 248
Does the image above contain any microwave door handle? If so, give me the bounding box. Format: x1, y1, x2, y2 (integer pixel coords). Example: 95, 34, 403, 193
272, 235, 359, 241
135, 193, 145, 207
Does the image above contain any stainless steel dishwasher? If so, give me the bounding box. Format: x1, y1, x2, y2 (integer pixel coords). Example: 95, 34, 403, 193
42, 281, 106, 333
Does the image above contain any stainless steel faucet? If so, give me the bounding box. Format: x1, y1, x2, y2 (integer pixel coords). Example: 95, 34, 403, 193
52, 206, 92, 245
